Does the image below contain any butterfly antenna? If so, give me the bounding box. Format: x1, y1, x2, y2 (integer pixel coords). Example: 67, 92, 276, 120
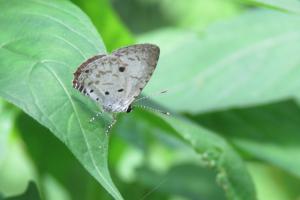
134, 90, 168, 103
89, 111, 104, 123
133, 105, 170, 116
139, 177, 168, 200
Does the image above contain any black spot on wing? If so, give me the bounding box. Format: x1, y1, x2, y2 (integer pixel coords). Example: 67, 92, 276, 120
119, 67, 125, 72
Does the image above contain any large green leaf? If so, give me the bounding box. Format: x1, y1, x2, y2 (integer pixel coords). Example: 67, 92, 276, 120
16, 113, 113, 200
140, 10, 300, 113
195, 100, 300, 178
0, 0, 122, 199
247, 0, 300, 14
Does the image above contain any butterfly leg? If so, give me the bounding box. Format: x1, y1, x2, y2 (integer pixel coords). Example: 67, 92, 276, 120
105, 113, 117, 135
89, 111, 103, 123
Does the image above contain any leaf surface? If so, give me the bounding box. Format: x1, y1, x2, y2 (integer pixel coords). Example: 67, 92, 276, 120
140, 11, 300, 113
0, 1, 122, 199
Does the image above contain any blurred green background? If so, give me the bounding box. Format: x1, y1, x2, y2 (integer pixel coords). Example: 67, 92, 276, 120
1, 0, 300, 200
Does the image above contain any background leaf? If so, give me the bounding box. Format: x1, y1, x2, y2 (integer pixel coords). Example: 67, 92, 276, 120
0, 0, 122, 199
122, 111, 257, 200
139, 10, 300, 113
71, 0, 134, 51
111, 0, 241, 34
4, 182, 41, 200
0, 101, 37, 198
248, 162, 300, 200
135, 163, 226, 200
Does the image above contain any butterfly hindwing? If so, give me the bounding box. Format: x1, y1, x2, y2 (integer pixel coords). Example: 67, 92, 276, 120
112, 44, 159, 101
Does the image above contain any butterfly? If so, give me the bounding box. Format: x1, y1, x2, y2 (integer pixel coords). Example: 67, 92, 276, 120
72, 44, 163, 132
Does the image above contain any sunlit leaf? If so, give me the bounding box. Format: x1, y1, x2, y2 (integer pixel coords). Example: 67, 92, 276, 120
140, 11, 300, 113
0, 0, 122, 199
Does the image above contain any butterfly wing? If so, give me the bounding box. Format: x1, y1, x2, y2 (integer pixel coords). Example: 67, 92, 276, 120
73, 44, 159, 112
111, 44, 160, 101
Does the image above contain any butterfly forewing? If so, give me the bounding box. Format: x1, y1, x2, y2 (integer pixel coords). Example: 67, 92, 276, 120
72, 44, 160, 113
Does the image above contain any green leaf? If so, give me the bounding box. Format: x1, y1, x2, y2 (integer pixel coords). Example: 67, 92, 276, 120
112, 0, 241, 33
195, 100, 300, 178
71, 0, 134, 51
113, 110, 256, 199
139, 10, 300, 113
130, 112, 257, 200
246, 0, 300, 14
16, 112, 113, 200
136, 163, 226, 200
0, 1, 122, 199
4, 182, 41, 200
0, 101, 35, 198
0, 100, 16, 164
248, 162, 300, 200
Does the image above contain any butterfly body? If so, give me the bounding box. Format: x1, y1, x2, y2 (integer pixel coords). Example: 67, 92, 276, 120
73, 44, 160, 113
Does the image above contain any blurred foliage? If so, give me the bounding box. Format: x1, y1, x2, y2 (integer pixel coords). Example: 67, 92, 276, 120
71, 0, 134, 51
3, 182, 41, 200
16, 112, 113, 200
248, 162, 300, 200
111, 0, 242, 34
194, 100, 300, 178
1, 0, 300, 200
0, 101, 37, 197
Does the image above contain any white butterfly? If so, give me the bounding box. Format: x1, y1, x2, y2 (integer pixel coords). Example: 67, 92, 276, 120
73, 44, 163, 132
